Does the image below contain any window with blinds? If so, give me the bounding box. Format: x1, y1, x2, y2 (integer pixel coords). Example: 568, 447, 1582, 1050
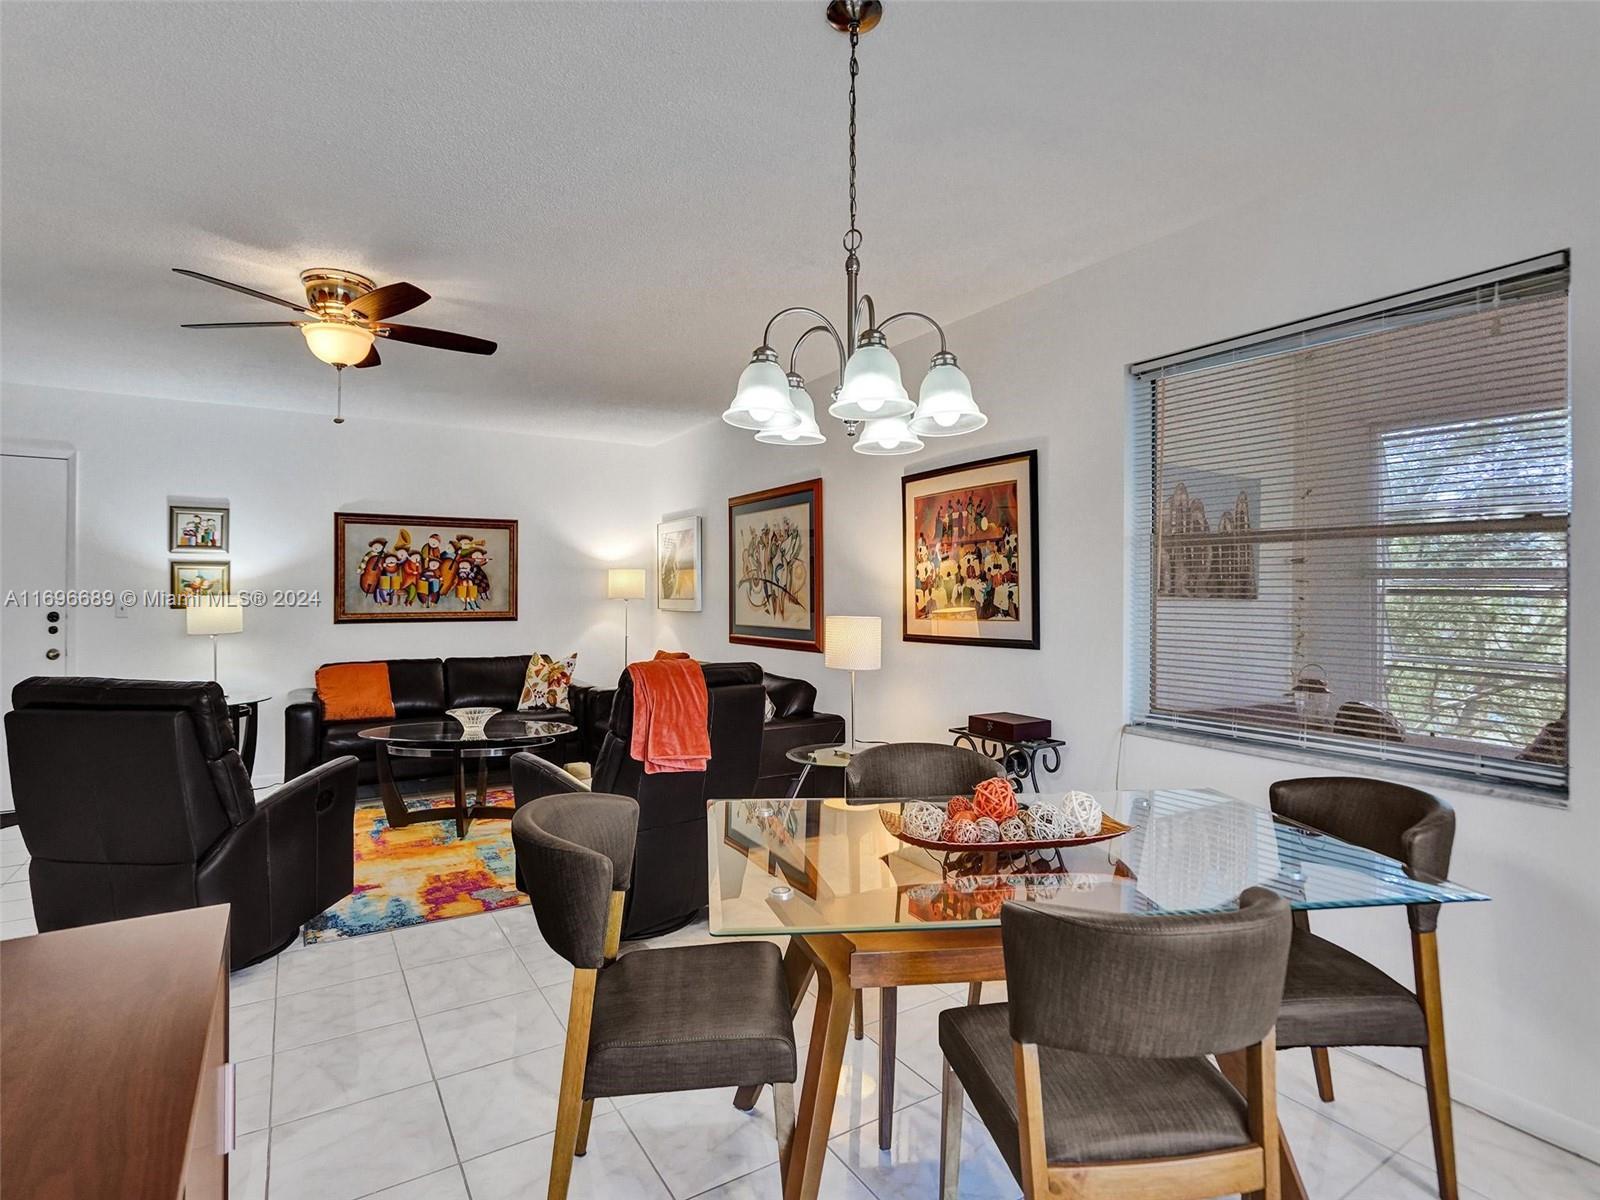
1128, 253, 1570, 798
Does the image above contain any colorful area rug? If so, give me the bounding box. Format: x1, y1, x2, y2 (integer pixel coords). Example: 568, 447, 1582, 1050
304, 789, 527, 944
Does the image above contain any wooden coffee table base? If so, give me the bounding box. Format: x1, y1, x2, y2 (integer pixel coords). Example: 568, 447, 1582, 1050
752, 930, 1311, 1200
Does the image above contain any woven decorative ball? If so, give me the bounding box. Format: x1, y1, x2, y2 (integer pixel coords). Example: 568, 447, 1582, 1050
1064, 791, 1103, 836
1029, 801, 1069, 839
972, 776, 1019, 822
1014, 807, 1037, 837
946, 795, 975, 818
942, 814, 982, 844
902, 801, 947, 841
973, 816, 1003, 843
998, 815, 1029, 843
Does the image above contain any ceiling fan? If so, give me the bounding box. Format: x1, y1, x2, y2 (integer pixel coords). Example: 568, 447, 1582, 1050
173, 267, 498, 370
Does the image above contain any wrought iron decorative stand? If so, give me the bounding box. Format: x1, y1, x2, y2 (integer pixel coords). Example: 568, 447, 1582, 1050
949, 726, 1067, 792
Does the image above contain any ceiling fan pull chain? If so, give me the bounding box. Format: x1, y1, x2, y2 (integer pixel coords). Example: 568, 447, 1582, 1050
333, 364, 345, 425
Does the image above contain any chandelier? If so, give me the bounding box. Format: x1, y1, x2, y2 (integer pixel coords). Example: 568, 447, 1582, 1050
721, 1, 985, 455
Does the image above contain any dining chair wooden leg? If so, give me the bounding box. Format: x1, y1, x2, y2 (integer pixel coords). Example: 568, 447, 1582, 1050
1310, 1047, 1336, 1102
574, 1100, 595, 1157
549, 968, 598, 1200
785, 935, 854, 1200
877, 986, 898, 1150
1244, 1030, 1280, 1200
1413, 930, 1460, 1200
773, 1081, 797, 1180
1012, 1041, 1050, 1200
939, 1061, 964, 1200
853, 989, 865, 1039
967, 980, 982, 1005
1220, 1048, 1308, 1200
736, 939, 815, 1112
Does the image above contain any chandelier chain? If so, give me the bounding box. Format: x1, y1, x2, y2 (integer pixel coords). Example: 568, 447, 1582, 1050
844, 22, 861, 255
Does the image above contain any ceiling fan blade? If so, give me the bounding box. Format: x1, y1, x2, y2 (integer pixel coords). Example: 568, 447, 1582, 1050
378, 323, 497, 355
172, 268, 311, 313
349, 282, 430, 322
354, 344, 381, 368
180, 321, 302, 329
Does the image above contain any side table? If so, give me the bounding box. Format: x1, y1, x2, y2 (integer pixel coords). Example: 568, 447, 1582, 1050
948, 725, 1066, 791
226, 694, 270, 775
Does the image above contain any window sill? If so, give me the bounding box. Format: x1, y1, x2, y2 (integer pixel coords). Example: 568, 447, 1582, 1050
1121, 723, 1569, 809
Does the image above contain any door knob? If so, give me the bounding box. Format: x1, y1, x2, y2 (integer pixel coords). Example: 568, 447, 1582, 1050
45, 648, 61, 661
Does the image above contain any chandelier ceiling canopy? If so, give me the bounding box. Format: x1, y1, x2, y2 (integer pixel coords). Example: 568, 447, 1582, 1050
721, 1, 986, 455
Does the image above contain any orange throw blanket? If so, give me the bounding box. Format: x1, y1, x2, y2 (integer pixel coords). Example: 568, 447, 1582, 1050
628, 652, 711, 774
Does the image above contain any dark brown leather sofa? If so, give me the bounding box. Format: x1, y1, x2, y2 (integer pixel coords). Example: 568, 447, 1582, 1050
6, 677, 357, 968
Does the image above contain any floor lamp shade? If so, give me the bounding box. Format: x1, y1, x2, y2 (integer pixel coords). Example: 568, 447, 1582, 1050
186, 597, 243, 683
606, 568, 647, 600
825, 616, 881, 671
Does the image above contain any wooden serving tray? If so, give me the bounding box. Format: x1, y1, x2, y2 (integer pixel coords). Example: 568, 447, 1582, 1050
879, 806, 1135, 853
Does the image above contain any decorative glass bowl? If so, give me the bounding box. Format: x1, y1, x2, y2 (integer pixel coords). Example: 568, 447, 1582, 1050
446, 707, 501, 740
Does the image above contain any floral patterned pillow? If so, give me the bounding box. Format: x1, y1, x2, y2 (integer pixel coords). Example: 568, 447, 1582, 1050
519, 651, 577, 711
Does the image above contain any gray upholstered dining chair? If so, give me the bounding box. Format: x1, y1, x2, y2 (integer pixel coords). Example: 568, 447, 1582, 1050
939, 888, 1293, 1200
510, 792, 798, 1200
844, 741, 1005, 1150
1270, 777, 1460, 1200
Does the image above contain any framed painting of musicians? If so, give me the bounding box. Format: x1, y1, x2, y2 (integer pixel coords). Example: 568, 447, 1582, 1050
333, 512, 518, 623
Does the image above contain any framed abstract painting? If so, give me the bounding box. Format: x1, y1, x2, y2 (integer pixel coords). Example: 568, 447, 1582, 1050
333, 512, 518, 623
170, 560, 230, 608
902, 449, 1039, 648
728, 478, 823, 653
656, 515, 703, 612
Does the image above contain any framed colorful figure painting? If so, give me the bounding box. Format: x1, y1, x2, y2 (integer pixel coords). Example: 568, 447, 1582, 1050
902, 449, 1039, 648
656, 515, 703, 612
334, 512, 518, 623
728, 479, 823, 653
169, 505, 228, 553
170, 560, 230, 608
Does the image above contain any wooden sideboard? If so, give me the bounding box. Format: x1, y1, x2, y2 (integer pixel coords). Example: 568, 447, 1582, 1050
2, 905, 232, 1199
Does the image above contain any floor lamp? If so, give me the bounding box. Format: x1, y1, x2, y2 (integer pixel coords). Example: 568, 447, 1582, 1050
185, 595, 243, 684
607, 568, 647, 668
824, 615, 881, 749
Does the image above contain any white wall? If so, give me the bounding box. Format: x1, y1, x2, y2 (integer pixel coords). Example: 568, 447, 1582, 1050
649, 115, 1599, 1154
0, 383, 659, 782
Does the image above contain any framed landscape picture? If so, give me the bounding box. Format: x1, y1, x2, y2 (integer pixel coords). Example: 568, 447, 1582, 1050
170, 560, 230, 608
902, 449, 1039, 648
334, 512, 518, 623
169, 505, 228, 552
656, 515, 703, 612
728, 478, 823, 653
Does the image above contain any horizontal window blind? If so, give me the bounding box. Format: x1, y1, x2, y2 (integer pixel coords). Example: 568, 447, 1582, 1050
1129, 253, 1570, 797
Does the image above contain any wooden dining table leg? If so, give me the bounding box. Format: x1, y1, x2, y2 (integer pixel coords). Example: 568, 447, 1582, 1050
1219, 1049, 1307, 1200
735, 938, 815, 1112
784, 935, 854, 1200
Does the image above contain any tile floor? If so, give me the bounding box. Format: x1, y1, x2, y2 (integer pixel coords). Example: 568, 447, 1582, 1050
4, 822, 1599, 1200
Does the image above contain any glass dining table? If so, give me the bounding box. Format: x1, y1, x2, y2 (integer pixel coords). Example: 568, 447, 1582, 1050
706, 789, 1488, 1200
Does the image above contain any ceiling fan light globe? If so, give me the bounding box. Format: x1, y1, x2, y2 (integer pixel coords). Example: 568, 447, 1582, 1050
831, 343, 913, 422
723, 357, 798, 430
301, 321, 375, 367
909, 362, 987, 437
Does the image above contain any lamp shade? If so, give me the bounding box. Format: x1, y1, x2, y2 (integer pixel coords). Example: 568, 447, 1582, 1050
830, 342, 914, 422
824, 615, 881, 671
606, 568, 646, 600
722, 355, 799, 431
756, 378, 827, 445
300, 321, 375, 367
909, 361, 986, 436
852, 415, 924, 456
185, 596, 244, 636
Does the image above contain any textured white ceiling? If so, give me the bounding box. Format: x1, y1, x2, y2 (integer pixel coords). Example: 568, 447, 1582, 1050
0, 2, 1587, 441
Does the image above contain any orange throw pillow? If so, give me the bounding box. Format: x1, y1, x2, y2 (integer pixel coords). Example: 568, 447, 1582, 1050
316, 662, 396, 721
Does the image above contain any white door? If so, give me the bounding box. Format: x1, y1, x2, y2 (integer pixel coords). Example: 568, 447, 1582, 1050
1, 454, 71, 812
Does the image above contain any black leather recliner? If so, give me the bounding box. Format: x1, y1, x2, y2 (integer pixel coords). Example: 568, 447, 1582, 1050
511, 661, 766, 939
6, 677, 358, 968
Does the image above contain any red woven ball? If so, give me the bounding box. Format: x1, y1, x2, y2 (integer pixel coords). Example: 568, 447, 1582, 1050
946, 795, 975, 818
972, 776, 1018, 822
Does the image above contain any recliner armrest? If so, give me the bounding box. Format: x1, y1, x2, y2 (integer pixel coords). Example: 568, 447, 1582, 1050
283, 687, 324, 781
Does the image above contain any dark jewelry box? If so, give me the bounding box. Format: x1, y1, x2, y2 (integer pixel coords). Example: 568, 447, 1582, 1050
967, 712, 1052, 741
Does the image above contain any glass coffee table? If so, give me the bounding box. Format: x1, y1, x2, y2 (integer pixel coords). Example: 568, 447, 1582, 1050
358, 716, 575, 837
783, 741, 883, 798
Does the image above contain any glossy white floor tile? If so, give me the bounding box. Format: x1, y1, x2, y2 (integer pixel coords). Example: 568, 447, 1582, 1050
829, 1092, 1019, 1200
1278, 1046, 1432, 1152
1344, 1151, 1495, 1200
418, 987, 565, 1077
231, 997, 276, 1061
1396, 1099, 1600, 1200
273, 970, 414, 1051
403, 947, 534, 1016
229, 1129, 269, 1200
270, 1021, 433, 1125
436, 1043, 582, 1160
230, 957, 279, 1006
619, 1086, 786, 1198
461, 1111, 671, 1200
236, 1056, 273, 1135
1275, 1094, 1395, 1198
690, 1152, 879, 1200
267, 1082, 456, 1200
277, 931, 400, 996
393, 910, 508, 968
359, 1165, 471, 1199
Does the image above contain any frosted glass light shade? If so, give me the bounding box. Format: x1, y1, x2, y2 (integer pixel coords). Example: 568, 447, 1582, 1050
909, 362, 986, 436
722, 357, 799, 431
301, 321, 375, 367
606, 568, 646, 599
852, 415, 924, 456
830, 343, 913, 421
756, 380, 826, 445
186, 596, 243, 636
825, 615, 881, 671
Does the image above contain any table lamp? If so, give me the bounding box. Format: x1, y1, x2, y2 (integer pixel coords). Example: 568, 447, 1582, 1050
607, 567, 647, 666
185, 595, 243, 683
824, 615, 881, 749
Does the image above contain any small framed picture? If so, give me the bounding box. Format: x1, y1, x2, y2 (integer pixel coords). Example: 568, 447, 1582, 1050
170, 505, 229, 553
656, 515, 703, 612
171, 560, 231, 608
